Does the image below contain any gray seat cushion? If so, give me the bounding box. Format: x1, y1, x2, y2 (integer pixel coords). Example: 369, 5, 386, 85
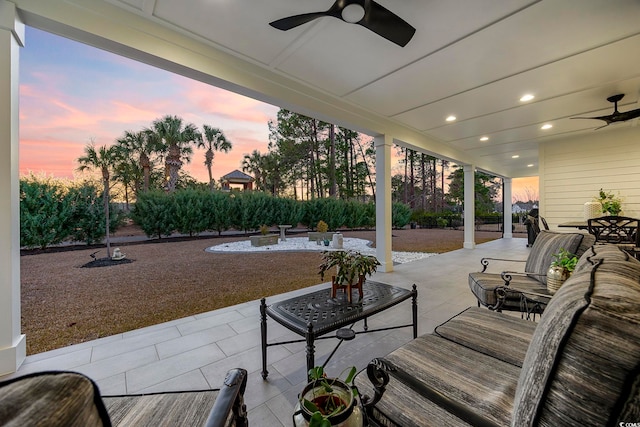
103, 390, 220, 426
356, 334, 520, 427
469, 272, 549, 310
435, 307, 536, 367
0, 371, 110, 427
513, 249, 640, 426
524, 230, 585, 285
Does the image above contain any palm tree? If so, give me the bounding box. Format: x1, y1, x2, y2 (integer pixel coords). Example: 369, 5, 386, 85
76, 142, 117, 258
148, 115, 200, 192
111, 147, 139, 211
242, 149, 266, 191
198, 125, 232, 190
115, 130, 156, 193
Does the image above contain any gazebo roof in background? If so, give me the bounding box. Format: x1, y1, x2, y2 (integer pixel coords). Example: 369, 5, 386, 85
221, 170, 254, 183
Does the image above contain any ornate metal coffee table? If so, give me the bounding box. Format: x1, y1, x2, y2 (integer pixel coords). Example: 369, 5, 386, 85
260, 280, 417, 380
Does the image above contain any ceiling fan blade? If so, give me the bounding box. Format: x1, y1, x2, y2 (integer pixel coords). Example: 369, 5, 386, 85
612, 108, 640, 122
571, 115, 614, 123
358, 0, 416, 47
572, 109, 640, 124
571, 94, 640, 129
269, 12, 329, 31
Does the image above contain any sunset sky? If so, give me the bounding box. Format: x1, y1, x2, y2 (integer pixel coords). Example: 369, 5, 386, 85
18, 26, 538, 201
19, 27, 280, 183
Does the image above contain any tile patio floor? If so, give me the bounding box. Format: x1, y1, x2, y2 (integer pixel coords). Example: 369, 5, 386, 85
1, 237, 529, 426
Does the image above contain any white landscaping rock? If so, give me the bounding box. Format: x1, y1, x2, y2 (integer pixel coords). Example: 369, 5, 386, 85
205, 237, 436, 264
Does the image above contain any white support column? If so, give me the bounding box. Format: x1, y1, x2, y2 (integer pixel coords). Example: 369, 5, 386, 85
503, 177, 513, 238
463, 164, 475, 249
374, 135, 393, 272
0, 0, 25, 375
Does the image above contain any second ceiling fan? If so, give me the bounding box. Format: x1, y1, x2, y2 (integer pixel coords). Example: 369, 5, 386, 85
269, 0, 416, 47
572, 94, 640, 130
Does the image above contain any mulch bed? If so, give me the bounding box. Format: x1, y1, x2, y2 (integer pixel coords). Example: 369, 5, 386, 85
81, 258, 135, 268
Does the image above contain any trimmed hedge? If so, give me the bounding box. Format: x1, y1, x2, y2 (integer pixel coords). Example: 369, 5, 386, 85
130, 190, 412, 237
20, 178, 123, 249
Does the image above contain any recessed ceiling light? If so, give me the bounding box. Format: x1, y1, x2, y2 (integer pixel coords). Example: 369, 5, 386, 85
446, 115, 457, 122
512, 155, 520, 159
541, 123, 553, 130
527, 164, 534, 167
520, 94, 535, 102
480, 136, 489, 141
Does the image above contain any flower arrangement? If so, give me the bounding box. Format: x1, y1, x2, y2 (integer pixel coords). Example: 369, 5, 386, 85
595, 188, 622, 216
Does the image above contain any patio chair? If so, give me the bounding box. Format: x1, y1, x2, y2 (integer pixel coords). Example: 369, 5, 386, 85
523, 209, 549, 247
588, 216, 640, 259
468, 230, 595, 313
0, 368, 248, 427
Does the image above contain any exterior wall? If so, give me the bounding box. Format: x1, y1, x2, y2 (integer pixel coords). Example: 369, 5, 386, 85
540, 126, 640, 229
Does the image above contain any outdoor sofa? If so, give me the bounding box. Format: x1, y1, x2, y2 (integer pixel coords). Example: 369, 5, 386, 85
0, 367, 247, 426
355, 243, 640, 426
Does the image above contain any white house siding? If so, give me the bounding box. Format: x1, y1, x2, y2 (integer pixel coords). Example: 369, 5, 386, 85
540, 126, 640, 229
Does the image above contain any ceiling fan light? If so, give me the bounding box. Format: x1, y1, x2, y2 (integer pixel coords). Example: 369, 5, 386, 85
520, 94, 535, 102
342, 4, 365, 23
512, 155, 520, 159
541, 123, 553, 130
446, 115, 457, 122
480, 136, 489, 141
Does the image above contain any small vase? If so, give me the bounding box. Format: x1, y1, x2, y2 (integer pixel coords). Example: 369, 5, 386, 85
583, 202, 602, 220
547, 266, 569, 295
293, 378, 363, 426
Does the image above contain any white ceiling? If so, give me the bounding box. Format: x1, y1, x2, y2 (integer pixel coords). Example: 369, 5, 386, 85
14, 0, 640, 178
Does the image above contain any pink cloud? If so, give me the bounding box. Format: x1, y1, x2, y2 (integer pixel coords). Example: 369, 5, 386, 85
177, 77, 277, 124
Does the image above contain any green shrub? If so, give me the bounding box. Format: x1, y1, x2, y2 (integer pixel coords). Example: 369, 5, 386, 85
131, 190, 175, 238
67, 183, 123, 245
272, 197, 303, 227
205, 191, 234, 235
436, 217, 448, 228
173, 189, 208, 236
20, 178, 74, 249
392, 202, 412, 228
344, 200, 374, 229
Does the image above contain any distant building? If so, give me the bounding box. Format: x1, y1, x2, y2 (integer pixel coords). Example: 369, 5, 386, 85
512, 201, 538, 214
221, 170, 254, 191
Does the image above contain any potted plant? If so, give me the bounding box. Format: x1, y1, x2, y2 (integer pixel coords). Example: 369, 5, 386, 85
596, 188, 623, 216
319, 250, 380, 303
293, 366, 363, 427
547, 248, 578, 294
250, 224, 279, 247
309, 220, 331, 243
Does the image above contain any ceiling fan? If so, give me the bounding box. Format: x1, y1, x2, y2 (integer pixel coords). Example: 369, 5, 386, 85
269, 0, 416, 47
572, 94, 640, 130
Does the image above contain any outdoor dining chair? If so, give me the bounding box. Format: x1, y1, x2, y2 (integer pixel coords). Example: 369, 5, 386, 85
588, 215, 640, 259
